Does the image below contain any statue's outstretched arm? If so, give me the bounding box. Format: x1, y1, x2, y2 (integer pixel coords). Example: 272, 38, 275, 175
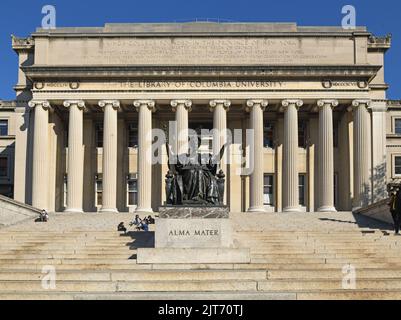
166, 143, 176, 172
211, 142, 229, 164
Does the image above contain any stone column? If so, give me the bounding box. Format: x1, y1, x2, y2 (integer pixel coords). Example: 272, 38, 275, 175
13, 106, 29, 203
171, 100, 192, 155
134, 100, 156, 213
350, 100, 372, 210
209, 100, 230, 164
63, 100, 85, 213
246, 100, 268, 212
209, 100, 231, 205
370, 101, 388, 202
28, 100, 51, 210
98, 100, 120, 213
317, 99, 338, 212
282, 99, 303, 212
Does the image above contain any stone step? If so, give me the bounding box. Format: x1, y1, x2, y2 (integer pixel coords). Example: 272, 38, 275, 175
236, 235, 385, 239
245, 241, 398, 246
258, 279, 401, 291
235, 230, 380, 234
0, 250, 134, 255
146, 262, 401, 270
0, 259, 136, 265
251, 253, 401, 259
0, 264, 153, 270
0, 280, 258, 292
0, 283, 400, 299
250, 257, 326, 264
1, 262, 400, 271
267, 269, 401, 279
297, 290, 401, 300
324, 257, 401, 264
0, 254, 135, 259
0, 270, 267, 281
251, 257, 401, 264
240, 240, 396, 245
0, 240, 131, 244
0, 246, 137, 251
0, 291, 295, 300
3, 249, 399, 258
5, 252, 395, 260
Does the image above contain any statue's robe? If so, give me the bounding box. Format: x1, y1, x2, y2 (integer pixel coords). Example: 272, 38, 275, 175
175, 153, 220, 205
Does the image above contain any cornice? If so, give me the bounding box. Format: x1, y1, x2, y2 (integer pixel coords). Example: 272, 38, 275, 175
31, 23, 369, 38
22, 65, 382, 82
368, 34, 391, 52
0, 101, 16, 110
11, 35, 35, 52
32, 32, 370, 38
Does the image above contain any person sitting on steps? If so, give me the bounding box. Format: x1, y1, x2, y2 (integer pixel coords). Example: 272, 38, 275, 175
35, 209, 49, 223
129, 214, 149, 231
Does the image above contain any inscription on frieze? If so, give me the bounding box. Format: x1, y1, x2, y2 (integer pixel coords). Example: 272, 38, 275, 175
119, 80, 285, 89
36, 80, 364, 92
47, 37, 355, 66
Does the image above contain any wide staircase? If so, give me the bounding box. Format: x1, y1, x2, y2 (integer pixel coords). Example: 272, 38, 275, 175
0, 211, 400, 300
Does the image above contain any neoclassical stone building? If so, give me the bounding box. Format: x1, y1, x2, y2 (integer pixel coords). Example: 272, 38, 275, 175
0, 22, 399, 213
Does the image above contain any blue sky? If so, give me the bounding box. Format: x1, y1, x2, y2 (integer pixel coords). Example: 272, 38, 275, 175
0, 0, 399, 100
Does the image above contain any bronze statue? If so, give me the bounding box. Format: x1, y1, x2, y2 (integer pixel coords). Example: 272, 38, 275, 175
165, 137, 227, 206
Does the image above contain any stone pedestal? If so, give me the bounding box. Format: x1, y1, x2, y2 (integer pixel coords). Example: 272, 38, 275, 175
137, 206, 250, 264
156, 206, 231, 248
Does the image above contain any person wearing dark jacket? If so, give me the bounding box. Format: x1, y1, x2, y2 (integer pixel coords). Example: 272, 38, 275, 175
389, 187, 401, 235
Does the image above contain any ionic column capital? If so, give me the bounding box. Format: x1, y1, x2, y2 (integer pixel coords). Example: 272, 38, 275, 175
98, 100, 120, 110
347, 99, 371, 112
63, 100, 86, 110
352, 99, 371, 108
133, 100, 156, 112
171, 100, 192, 112
245, 99, 268, 112
28, 100, 51, 111
209, 100, 231, 112
281, 99, 303, 110
317, 99, 339, 109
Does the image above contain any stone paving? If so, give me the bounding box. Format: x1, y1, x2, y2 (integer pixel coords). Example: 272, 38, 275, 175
2, 211, 391, 232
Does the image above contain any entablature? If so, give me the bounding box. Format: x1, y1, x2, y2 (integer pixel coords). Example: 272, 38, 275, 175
22, 65, 382, 82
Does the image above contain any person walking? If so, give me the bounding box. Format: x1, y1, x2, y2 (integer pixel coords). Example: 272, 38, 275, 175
389, 186, 401, 235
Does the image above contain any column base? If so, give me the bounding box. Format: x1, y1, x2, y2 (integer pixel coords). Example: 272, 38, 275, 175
247, 206, 266, 213
64, 208, 84, 214
283, 206, 302, 213
99, 207, 119, 214
317, 206, 337, 212
135, 207, 154, 214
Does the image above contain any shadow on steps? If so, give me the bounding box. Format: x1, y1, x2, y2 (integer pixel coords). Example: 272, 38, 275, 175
121, 231, 155, 250
319, 213, 393, 232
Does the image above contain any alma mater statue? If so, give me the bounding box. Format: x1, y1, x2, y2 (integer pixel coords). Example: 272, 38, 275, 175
165, 138, 227, 206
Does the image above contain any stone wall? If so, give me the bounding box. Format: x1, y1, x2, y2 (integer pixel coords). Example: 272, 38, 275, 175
354, 198, 393, 224
0, 194, 41, 228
